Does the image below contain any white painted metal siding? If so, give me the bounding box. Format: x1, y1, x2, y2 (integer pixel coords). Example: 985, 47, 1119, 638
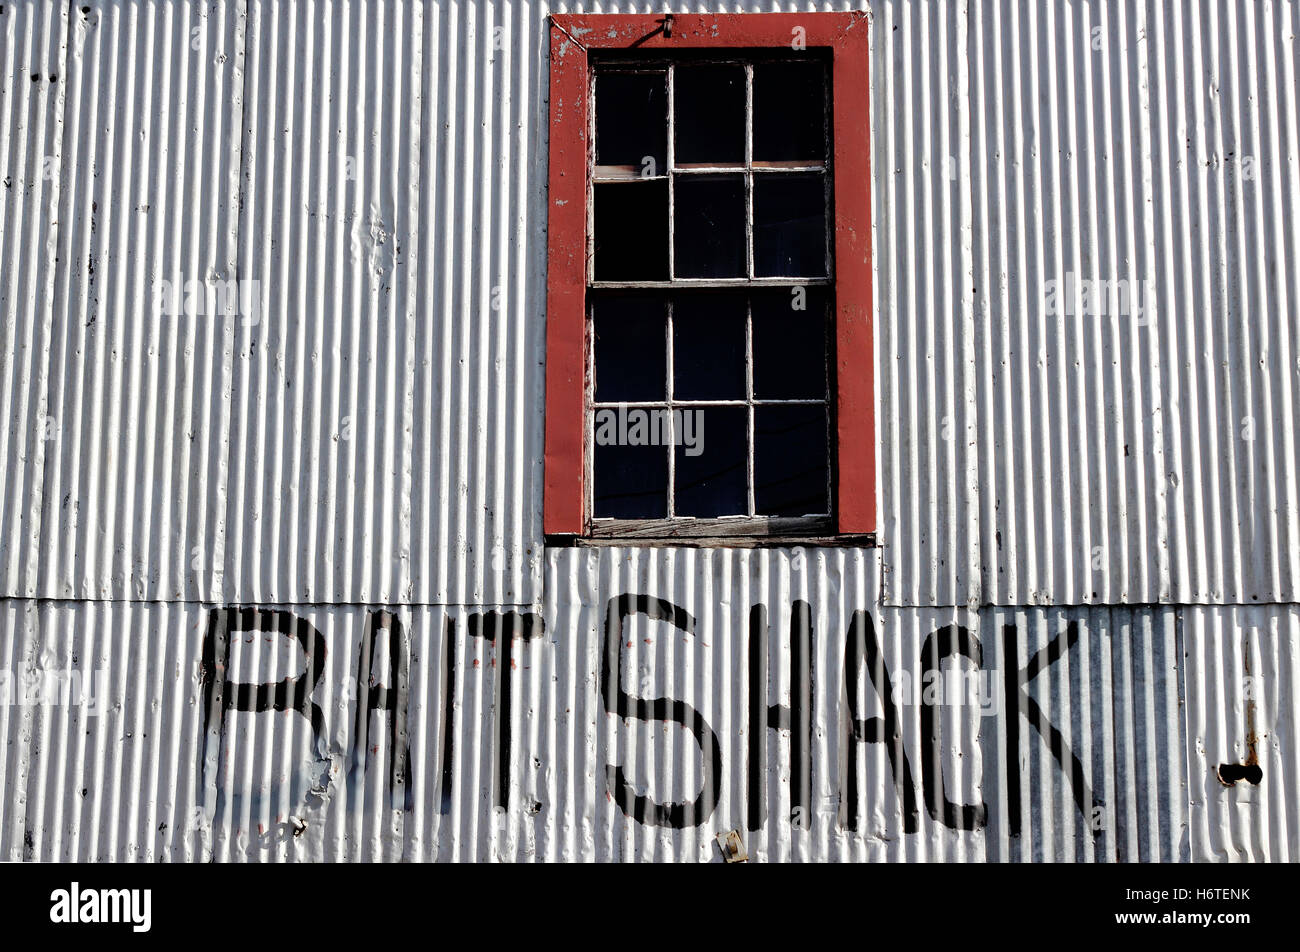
874, 0, 982, 608
969, 0, 1300, 606
0, 550, 1207, 861
0, 0, 1296, 862
0, 2, 66, 598
33, 1, 242, 601
6, 0, 546, 605
6, 2, 1295, 606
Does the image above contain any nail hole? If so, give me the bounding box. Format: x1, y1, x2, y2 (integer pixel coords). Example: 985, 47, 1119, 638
1217, 763, 1262, 785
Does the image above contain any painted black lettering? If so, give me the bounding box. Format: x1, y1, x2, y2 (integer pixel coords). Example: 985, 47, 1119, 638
747, 604, 768, 832
350, 609, 411, 809
602, 595, 722, 828
919, 624, 987, 830
466, 611, 545, 810
1002, 621, 1096, 835
438, 617, 456, 815
840, 610, 920, 834
746, 600, 814, 831
199, 607, 328, 791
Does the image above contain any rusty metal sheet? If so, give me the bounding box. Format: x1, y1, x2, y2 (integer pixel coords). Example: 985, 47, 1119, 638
1183, 606, 1299, 862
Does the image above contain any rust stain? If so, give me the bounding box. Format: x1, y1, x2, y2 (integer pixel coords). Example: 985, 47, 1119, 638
1244, 646, 1258, 767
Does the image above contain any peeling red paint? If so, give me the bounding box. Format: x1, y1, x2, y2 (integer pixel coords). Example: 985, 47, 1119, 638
544, 15, 591, 534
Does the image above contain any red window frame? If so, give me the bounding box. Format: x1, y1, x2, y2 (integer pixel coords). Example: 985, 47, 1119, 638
544, 12, 873, 537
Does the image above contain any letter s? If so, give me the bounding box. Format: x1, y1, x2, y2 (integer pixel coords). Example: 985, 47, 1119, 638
602, 595, 722, 828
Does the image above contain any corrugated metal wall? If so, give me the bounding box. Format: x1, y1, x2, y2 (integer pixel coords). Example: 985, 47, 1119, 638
874, 0, 982, 608
876, 0, 1300, 607
9, 0, 1293, 607
0, 0, 1296, 861
1183, 606, 1299, 861
0, 550, 1199, 861
970, 0, 1300, 607
35, 1, 243, 602
5, 0, 545, 606
0, 1, 66, 598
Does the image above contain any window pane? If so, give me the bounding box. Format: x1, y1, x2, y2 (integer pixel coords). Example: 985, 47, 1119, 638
755, 405, 829, 516
595, 71, 667, 172
594, 180, 669, 280
674, 174, 746, 278
587, 56, 840, 531
751, 290, 827, 400
754, 173, 827, 277
674, 64, 745, 165
753, 62, 826, 163
672, 294, 746, 400
674, 406, 747, 517
593, 296, 666, 402
594, 439, 668, 519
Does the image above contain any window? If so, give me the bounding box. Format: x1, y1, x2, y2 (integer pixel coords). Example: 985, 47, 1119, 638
545, 13, 873, 540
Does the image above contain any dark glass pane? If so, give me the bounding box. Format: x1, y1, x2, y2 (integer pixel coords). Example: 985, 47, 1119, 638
674, 406, 747, 517
595, 71, 667, 171
674, 64, 745, 164
674, 175, 746, 278
752, 290, 827, 400
754, 174, 827, 277
673, 294, 746, 400
593, 438, 668, 519
755, 405, 829, 516
594, 180, 669, 280
593, 296, 666, 402
753, 62, 826, 162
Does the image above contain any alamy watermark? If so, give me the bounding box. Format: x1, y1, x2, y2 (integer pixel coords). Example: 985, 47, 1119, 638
0, 667, 109, 716
1042, 271, 1156, 326
893, 667, 1000, 717
152, 274, 262, 326
50, 882, 151, 932
594, 405, 704, 456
